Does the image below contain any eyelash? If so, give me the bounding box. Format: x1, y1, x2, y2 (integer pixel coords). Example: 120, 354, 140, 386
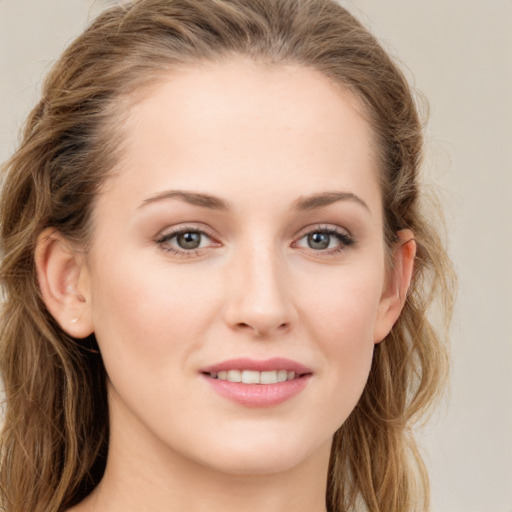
155, 225, 219, 258
293, 226, 355, 255
155, 225, 355, 258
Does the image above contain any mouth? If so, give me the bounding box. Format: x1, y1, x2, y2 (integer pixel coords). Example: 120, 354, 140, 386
200, 358, 312, 407
205, 369, 303, 384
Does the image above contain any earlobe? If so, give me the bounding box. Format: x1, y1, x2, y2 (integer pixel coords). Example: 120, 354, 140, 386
373, 229, 416, 344
35, 228, 94, 339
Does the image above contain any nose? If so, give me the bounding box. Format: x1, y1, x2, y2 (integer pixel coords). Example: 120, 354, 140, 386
222, 244, 297, 338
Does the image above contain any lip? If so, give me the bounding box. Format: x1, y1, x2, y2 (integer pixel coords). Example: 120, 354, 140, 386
200, 358, 312, 408
201, 357, 312, 374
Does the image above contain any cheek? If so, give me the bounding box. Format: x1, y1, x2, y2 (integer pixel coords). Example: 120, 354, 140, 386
298, 268, 383, 419
300, 263, 383, 347
88, 252, 220, 374
319, 289, 377, 381
86, 255, 225, 441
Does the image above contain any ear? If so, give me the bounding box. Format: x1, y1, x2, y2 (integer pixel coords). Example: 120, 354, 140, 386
373, 229, 416, 344
35, 228, 94, 339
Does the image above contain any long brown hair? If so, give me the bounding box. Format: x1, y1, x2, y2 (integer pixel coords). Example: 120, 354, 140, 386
0, 1, 455, 510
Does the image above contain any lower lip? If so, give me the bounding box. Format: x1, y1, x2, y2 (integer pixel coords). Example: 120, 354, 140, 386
203, 374, 311, 407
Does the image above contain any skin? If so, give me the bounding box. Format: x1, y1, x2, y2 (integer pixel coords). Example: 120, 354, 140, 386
37, 60, 415, 512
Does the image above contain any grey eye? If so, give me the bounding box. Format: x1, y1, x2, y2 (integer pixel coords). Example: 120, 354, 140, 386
307, 232, 331, 250
176, 231, 203, 249
295, 228, 354, 253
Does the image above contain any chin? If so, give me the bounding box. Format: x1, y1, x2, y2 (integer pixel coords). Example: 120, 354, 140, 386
184, 427, 331, 476
200, 450, 311, 476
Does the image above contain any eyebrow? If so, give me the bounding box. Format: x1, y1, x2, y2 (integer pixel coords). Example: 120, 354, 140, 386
293, 191, 370, 212
138, 189, 369, 213
138, 190, 229, 211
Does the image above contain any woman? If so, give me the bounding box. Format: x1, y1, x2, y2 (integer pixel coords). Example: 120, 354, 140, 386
0, 0, 454, 511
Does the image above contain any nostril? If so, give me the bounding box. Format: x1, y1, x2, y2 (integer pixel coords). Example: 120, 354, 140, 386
274, 323, 290, 334
234, 321, 290, 337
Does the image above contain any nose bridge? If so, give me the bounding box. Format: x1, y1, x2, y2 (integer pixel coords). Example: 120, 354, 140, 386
224, 236, 295, 336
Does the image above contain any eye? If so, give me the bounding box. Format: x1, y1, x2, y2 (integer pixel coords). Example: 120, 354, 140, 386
306, 232, 333, 250
174, 231, 204, 250
156, 227, 218, 256
294, 227, 354, 254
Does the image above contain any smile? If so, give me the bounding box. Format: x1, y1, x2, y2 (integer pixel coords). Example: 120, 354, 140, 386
201, 358, 312, 407
208, 369, 298, 384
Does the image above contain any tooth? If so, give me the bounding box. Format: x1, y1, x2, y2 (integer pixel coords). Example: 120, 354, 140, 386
227, 370, 242, 382
260, 370, 278, 384
277, 369, 287, 382
241, 370, 260, 384
214, 369, 298, 384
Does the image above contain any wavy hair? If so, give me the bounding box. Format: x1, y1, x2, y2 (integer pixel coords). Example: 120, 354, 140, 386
0, 1, 455, 510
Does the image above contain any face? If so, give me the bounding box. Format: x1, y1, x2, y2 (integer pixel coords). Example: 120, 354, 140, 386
79, 60, 403, 475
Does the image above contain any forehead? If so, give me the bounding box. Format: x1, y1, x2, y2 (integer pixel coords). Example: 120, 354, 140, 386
100, 60, 381, 218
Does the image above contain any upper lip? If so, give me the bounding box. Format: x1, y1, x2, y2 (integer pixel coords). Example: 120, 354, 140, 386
201, 357, 312, 375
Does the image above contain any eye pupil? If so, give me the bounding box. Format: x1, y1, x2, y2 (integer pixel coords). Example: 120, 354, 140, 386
308, 232, 330, 250
177, 232, 201, 249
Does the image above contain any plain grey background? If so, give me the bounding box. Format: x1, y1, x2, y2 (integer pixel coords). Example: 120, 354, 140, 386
1, 1, 511, 511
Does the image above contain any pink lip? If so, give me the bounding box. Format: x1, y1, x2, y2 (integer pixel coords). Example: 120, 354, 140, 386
200, 358, 312, 408
201, 357, 312, 375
